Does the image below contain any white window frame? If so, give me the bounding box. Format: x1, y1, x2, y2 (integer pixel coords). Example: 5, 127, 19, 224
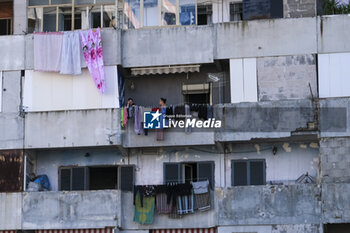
27, 0, 116, 32
122, 0, 201, 29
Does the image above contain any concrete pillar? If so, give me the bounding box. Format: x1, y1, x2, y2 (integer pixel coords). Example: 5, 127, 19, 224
13, 0, 28, 35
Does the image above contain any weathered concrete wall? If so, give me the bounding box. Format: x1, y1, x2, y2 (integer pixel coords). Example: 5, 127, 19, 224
283, 0, 316, 18
0, 150, 24, 192
215, 18, 317, 59
0, 71, 24, 150
122, 26, 214, 67
214, 99, 315, 142
120, 192, 216, 229
22, 190, 121, 229
217, 185, 321, 225
35, 148, 125, 191
0, 36, 25, 71
257, 54, 317, 101
318, 15, 350, 54
226, 142, 319, 185
13, 0, 28, 35
319, 98, 350, 138
322, 183, 350, 223
0, 193, 22, 230
319, 137, 350, 183
218, 224, 321, 233
24, 109, 122, 149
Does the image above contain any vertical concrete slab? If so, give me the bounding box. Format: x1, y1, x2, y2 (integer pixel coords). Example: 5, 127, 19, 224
13, 0, 28, 35
0, 193, 22, 230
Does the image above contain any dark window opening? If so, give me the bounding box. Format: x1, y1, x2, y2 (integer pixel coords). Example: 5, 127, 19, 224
230, 2, 243, 21
184, 93, 210, 104
164, 161, 214, 189
197, 4, 212, 25
183, 163, 197, 184
89, 167, 118, 190
0, 19, 12, 35
324, 224, 350, 233
231, 159, 266, 186
92, 12, 101, 28
59, 165, 134, 191
63, 13, 81, 31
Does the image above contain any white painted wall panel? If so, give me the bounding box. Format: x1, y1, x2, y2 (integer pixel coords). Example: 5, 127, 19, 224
0, 193, 22, 230
0, 71, 2, 112
23, 66, 119, 111
230, 58, 244, 103
230, 58, 258, 103
243, 58, 258, 102
319, 53, 350, 98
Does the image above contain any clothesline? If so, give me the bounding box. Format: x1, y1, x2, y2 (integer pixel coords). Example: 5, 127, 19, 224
134, 178, 209, 186
124, 103, 213, 109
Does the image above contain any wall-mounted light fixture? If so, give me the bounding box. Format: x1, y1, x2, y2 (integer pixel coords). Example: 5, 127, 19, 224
272, 146, 278, 155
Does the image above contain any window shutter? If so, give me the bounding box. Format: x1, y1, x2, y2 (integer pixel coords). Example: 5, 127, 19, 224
72, 167, 87, 191
197, 161, 214, 189
164, 163, 181, 184
119, 165, 135, 191
232, 161, 248, 186
59, 168, 71, 191
250, 160, 265, 185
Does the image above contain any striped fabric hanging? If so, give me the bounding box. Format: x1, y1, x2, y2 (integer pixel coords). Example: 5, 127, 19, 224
35, 228, 114, 233
153, 228, 217, 233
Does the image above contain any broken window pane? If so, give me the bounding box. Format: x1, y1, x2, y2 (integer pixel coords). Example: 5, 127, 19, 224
28, 8, 43, 33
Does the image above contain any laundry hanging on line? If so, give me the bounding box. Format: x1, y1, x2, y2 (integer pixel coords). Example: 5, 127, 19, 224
33, 28, 106, 93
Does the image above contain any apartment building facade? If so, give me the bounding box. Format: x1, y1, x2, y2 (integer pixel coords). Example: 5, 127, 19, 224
0, 0, 350, 233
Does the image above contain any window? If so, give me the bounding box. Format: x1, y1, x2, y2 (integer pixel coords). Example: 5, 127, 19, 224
0, 1, 13, 35
183, 83, 211, 104
229, 2, 242, 21
164, 161, 214, 189
197, 4, 212, 25
59, 165, 134, 191
231, 160, 266, 186
0, 19, 12, 35
27, 0, 116, 32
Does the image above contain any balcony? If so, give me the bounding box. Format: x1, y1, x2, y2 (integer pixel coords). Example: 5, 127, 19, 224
24, 109, 122, 149
122, 119, 215, 148
22, 190, 121, 230
0, 15, 349, 72
4, 184, 346, 229
214, 99, 317, 142
217, 184, 321, 225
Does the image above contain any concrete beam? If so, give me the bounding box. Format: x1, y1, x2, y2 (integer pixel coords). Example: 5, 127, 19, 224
24, 109, 122, 149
